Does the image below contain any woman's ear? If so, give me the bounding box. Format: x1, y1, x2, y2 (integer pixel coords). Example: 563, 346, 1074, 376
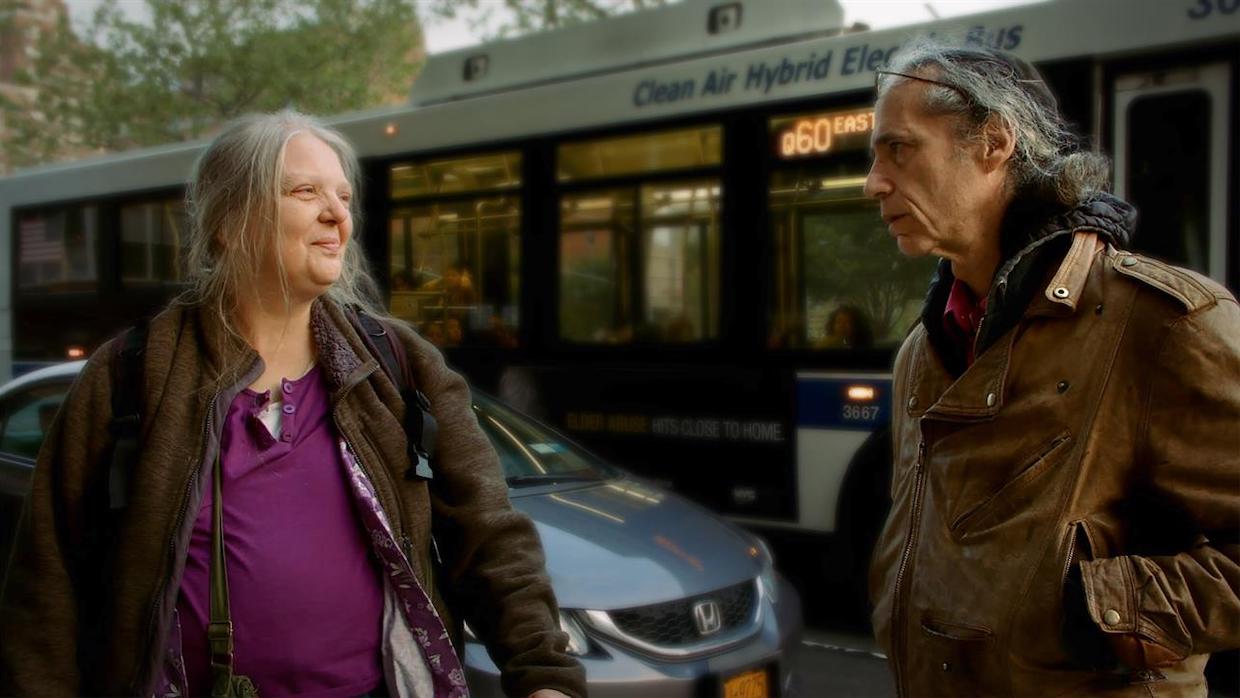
981, 116, 1016, 172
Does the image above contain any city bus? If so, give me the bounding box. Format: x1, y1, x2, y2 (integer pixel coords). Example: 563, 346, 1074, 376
1, 0, 1236, 594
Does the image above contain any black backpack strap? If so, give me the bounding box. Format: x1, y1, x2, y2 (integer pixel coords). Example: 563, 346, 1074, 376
351, 309, 437, 482
108, 320, 148, 511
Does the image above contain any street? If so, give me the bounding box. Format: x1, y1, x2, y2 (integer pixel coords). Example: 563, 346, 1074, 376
795, 629, 894, 697
793, 632, 1239, 698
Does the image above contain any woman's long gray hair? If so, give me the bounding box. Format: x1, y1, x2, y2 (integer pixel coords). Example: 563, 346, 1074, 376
877, 38, 1110, 206
181, 110, 386, 341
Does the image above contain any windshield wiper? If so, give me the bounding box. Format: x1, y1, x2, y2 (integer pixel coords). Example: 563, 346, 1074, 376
506, 472, 605, 487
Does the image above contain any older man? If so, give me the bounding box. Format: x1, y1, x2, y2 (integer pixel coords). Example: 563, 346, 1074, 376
864, 41, 1240, 696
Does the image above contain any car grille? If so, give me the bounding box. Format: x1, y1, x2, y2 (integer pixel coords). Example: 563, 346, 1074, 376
608, 579, 757, 647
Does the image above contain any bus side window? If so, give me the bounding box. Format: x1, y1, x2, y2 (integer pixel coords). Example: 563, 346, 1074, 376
556, 125, 723, 345
559, 181, 721, 344
387, 152, 523, 348
17, 206, 99, 294
120, 198, 188, 287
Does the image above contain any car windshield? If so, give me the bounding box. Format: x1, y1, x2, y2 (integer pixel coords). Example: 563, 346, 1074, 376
471, 394, 618, 487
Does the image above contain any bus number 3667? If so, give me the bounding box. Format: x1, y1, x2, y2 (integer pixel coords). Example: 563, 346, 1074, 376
842, 405, 881, 421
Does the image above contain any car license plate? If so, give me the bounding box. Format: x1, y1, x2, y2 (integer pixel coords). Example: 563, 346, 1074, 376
722, 668, 769, 698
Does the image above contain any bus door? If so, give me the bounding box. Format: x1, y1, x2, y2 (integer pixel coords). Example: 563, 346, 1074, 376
1111, 63, 1232, 284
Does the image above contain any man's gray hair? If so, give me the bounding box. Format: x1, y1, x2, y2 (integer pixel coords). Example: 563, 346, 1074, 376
182, 109, 386, 342
878, 38, 1110, 206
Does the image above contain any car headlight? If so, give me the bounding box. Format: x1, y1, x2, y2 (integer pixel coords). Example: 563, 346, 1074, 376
468, 613, 590, 655
559, 611, 591, 656
749, 534, 779, 604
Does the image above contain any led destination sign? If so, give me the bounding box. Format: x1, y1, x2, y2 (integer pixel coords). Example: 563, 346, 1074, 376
771, 107, 875, 159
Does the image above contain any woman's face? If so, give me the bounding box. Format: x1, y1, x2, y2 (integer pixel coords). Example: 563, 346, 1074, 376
271, 132, 353, 302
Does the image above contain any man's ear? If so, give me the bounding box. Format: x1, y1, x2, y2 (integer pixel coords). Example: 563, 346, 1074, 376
980, 116, 1016, 173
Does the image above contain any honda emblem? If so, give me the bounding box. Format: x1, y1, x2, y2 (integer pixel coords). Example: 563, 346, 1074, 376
692, 599, 722, 636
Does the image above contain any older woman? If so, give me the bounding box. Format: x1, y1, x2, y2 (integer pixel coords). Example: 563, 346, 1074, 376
0, 112, 584, 698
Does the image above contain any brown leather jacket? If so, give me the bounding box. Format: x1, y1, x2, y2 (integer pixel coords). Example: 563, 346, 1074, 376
0, 299, 587, 697
870, 202, 1240, 696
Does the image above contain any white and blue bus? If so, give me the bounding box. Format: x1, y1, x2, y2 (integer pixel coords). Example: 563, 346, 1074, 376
1, 0, 1236, 586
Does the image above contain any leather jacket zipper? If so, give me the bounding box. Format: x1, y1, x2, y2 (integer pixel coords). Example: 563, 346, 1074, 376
1061, 522, 1082, 586
891, 439, 928, 698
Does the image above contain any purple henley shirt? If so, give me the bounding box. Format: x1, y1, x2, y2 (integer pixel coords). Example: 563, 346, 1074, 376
175, 365, 386, 697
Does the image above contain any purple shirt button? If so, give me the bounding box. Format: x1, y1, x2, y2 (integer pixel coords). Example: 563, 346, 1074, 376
282, 404, 296, 414
283, 382, 294, 394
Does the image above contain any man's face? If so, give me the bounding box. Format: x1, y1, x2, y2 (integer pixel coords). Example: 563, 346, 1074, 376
864, 78, 1001, 259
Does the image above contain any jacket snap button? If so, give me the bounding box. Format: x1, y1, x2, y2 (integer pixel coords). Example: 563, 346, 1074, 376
908, 397, 919, 409
1057, 381, 1069, 393
941, 662, 951, 672
986, 392, 996, 407
1104, 609, 1121, 626
1121, 257, 1138, 267
1095, 304, 1104, 315
1053, 287, 1070, 299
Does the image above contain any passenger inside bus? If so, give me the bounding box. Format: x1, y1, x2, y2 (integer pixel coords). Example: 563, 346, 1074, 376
444, 315, 465, 346
766, 313, 804, 350
815, 305, 873, 349
441, 265, 477, 306
422, 320, 446, 346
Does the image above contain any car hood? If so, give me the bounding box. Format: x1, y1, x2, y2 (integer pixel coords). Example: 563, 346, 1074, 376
510, 478, 763, 611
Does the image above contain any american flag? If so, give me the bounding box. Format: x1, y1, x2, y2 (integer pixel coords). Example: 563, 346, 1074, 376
19, 217, 63, 264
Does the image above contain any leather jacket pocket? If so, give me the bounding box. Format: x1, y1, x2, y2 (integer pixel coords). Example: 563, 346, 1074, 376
950, 431, 1073, 538
919, 613, 996, 693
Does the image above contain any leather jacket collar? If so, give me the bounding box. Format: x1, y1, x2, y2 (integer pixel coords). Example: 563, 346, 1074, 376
920, 193, 1137, 376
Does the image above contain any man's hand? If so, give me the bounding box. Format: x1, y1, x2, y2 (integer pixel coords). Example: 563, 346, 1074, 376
527, 690, 572, 698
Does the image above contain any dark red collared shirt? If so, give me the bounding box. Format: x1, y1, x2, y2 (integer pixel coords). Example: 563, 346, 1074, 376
943, 277, 988, 367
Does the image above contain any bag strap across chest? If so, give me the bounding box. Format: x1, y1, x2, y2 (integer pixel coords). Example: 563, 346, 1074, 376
349, 309, 437, 482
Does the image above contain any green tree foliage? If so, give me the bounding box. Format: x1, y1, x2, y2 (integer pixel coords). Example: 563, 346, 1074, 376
801, 207, 936, 342
0, 0, 423, 170
427, 0, 671, 40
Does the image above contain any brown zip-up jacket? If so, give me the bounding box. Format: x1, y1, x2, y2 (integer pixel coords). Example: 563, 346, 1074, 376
0, 299, 587, 698
870, 227, 1240, 696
